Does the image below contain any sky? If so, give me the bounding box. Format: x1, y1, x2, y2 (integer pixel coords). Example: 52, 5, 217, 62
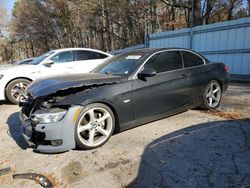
5, 0, 16, 14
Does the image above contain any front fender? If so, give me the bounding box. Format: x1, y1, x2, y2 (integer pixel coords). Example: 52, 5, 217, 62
53, 84, 133, 128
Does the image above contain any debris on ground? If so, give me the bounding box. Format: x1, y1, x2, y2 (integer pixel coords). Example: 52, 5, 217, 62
0, 167, 11, 176
201, 109, 248, 120
13, 173, 54, 188
44, 173, 64, 187
61, 161, 85, 184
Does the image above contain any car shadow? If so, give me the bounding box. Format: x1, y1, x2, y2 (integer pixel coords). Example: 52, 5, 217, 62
7, 112, 29, 149
0, 101, 14, 105
128, 119, 250, 188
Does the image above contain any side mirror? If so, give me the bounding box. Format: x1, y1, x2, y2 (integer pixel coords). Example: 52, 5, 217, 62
43, 60, 54, 67
138, 68, 157, 78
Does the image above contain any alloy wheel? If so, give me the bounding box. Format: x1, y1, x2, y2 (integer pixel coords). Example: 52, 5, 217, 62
205, 82, 221, 108
10, 82, 29, 102
76, 107, 113, 147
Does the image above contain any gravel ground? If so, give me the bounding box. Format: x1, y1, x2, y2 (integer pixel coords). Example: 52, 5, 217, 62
0, 83, 249, 188
221, 83, 250, 117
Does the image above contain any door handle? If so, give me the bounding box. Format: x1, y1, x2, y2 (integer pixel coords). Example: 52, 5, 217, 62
180, 74, 188, 78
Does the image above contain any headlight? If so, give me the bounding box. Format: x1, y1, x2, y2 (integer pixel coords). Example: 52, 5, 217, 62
0, 75, 3, 80
31, 108, 67, 124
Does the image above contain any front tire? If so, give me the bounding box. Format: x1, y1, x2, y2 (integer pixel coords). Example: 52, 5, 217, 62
75, 103, 115, 150
5, 79, 31, 104
200, 80, 222, 110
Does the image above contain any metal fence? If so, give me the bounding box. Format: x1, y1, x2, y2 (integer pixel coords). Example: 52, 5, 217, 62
109, 44, 146, 55
111, 17, 250, 75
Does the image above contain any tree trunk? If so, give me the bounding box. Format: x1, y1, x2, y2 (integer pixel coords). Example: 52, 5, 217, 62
227, 0, 235, 20
171, 0, 176, 30
30, 41, 35, 57
204, 0, 213, 24
193, 0, 202, 26
149, 1, 157, 33
24, 41, 29, 58
102, 0, 112, 51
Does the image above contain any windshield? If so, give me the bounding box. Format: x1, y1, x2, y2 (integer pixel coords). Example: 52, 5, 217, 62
29, 51, 55, 65
15, 58, 34, 65
93, 53, 143, 76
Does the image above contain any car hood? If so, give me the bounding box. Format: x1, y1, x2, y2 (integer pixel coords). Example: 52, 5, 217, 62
0, 63, 13, 68
27, 73, 126, 98
0, 64, 36, 73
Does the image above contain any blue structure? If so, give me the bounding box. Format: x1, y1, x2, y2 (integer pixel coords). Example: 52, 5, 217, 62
111, 17, 250, 75
110, 44, 146, 55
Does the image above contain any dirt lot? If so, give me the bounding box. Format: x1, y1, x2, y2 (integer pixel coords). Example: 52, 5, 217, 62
0, 83, 249, 188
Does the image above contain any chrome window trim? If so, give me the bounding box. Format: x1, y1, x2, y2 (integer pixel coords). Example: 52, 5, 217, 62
132, 49, 206, 80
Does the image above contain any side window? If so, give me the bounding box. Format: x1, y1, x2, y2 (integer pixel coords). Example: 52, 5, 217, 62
50, 51, 73, 63
144, 51, 183, 73
74, 51, 108, 61
181, 51, 204, 68
96, 53, 108, 59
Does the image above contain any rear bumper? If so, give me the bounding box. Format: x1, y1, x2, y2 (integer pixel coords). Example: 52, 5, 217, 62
222, 74, 230, 93
20, 106, 82, 153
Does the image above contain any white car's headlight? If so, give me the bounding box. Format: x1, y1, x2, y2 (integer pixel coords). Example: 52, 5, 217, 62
31, 108, 67, 124
0, 75, 3, 80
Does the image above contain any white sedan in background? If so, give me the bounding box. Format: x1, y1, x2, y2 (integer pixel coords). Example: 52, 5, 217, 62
0, 48, 112, 104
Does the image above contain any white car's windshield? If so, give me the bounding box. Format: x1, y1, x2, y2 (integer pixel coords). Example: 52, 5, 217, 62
29, 51, 55, 65
14, 58, 34, 65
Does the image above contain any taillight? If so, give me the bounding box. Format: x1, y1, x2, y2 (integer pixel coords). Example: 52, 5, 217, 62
224, 65, 229, 72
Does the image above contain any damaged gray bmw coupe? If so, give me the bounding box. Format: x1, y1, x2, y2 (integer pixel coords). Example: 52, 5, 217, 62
20, 48, 229, 153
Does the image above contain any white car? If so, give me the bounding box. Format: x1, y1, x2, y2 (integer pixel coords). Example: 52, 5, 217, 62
0, 58, 35, 68
0, 48, 112, 104
14, 58, 35, 65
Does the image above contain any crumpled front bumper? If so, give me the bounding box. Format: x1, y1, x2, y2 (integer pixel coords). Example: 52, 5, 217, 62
20, 106, 82, 153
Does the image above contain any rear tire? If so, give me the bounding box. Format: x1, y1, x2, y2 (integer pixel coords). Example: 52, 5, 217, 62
5, 79, 31, 104
200, 80, 222, 110
75, 103, 115, 150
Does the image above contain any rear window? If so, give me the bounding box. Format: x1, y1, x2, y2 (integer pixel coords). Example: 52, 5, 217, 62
181, 51, 204, 68
74, 51, 108, 61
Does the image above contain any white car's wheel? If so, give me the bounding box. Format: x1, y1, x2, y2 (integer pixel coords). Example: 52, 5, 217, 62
75, 103, 115, 149
201, 80, 222, 110
6, 79, 31, 104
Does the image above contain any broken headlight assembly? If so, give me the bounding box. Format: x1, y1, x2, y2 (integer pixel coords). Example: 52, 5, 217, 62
31, 108, 67, 124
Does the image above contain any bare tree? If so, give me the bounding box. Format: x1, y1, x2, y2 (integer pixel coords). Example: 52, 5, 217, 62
1, 0, 248, 61
226, 0, 243, 20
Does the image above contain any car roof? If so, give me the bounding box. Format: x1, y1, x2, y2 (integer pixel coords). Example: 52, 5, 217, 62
51, 48, 112, 56
130, 47, 195, 54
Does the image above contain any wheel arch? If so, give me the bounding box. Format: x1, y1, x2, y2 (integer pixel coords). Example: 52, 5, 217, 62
215, 79, 224, 92
5, 77, 33, 89
83, 100, 121, 134
208, 79, 223, 91
4, 77, 33, 96
204, 78, 223, 91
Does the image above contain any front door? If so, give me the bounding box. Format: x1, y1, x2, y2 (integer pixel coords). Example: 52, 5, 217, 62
132, 50, 190, 121
40, 51, 75, 77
